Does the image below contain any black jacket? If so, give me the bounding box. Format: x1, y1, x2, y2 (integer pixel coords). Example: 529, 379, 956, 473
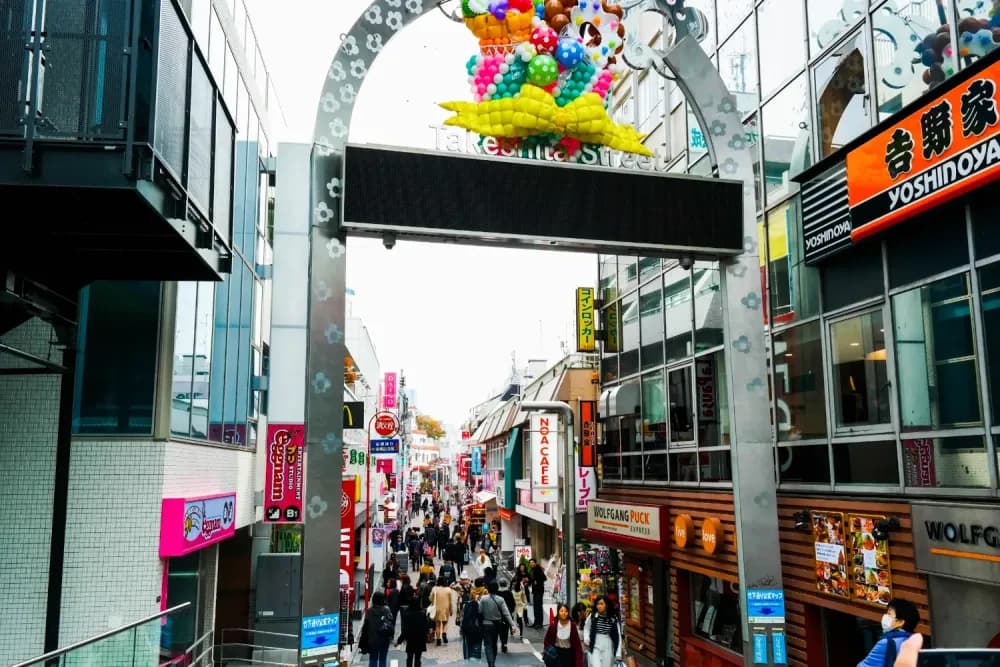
398, 607, 430, 653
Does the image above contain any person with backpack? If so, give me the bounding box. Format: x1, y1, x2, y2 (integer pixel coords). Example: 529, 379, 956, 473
396, 597, 431, 667
438, 559, 457, 587
856, 598, 919, 667
497, 579, 517, 653
359, 592, 395, 667
478, 581, 518, 667
460, 587, 484, 660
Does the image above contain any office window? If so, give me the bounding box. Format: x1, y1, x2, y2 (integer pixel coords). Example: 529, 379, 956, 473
830, 310, 891, 428
639, 279, 665, 370
172, 283, 197, 437
665, 265, 694, 361
762, 74, 811, 203
778, 444, 831, 484
191, 282, 214, 438
833, 440, 899, 485
620, 293, 639, 378
74, 283, 161, 435
757, 0, 805, 98
693, 263, 722, 352
903, 436, 992, 489
717, 1, 752, 43
765, 199, 819, 324
813, 30, 869, 158
807, 0, 863, 57
892, 274, 981, 430
774, 321, 827, 441
717, 19, 758, 118
668, 366, 695, 445
977, 263, 1000, 422
696, 350, 729, 447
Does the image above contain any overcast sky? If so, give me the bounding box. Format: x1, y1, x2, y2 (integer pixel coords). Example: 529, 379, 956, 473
245, 0, 596, 428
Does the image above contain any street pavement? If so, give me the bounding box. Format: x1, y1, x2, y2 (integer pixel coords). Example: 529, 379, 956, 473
348, 517, 556, 667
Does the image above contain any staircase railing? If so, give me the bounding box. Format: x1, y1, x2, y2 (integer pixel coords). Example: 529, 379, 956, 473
10, 602, 191, 667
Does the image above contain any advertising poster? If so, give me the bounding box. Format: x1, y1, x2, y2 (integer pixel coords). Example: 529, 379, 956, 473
848, 514, 893, 607
264, 424, 305, 524
811, 511, 848, 598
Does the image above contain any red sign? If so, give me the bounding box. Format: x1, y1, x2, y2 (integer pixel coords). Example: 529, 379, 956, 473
340, 479, 357, 589
903, 438, 937, 487
461, 431, 471, 440
264, 424, 305, 523
579, 401, 597, 467
374, 411, 399, 437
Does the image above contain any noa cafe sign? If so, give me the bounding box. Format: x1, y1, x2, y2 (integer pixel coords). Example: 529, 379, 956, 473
530, 412, 559, 503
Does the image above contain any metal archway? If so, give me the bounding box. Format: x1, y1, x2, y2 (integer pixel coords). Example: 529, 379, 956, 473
301, 3, 779, 665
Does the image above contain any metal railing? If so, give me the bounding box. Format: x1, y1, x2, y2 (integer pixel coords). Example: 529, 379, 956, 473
183, 627, 299, 667
10, 602, 191, 667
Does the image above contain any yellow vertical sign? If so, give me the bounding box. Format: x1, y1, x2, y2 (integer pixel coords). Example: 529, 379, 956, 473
576, 287, 596, 352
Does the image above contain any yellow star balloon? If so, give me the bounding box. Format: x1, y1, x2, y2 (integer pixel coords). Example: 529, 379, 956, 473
440, 84, 653, 157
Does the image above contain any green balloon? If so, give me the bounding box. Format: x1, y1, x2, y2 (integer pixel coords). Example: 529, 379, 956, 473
527, 54, 559, 87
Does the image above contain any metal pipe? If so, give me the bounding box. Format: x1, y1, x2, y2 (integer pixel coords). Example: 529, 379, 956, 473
521, 400, 576, 606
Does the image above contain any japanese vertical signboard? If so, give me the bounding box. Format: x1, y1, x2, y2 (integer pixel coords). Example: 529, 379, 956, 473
579, 400, 597, 467
264, 424, 305, 524
576, 465, 596, 511
471, 446, 482, 475
382, 372, 398, 409
576, 287, 596, 352
844, 54, 1000, 246
530, 413, 559, 503
340, 479, 357, 590
604, 300, 620, 352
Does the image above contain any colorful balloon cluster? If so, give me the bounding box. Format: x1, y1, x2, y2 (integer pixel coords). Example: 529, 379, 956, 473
443, 0, 651, 157
916, 12, 1000, 87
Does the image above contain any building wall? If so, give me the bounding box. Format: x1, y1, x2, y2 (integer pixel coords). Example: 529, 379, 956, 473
59, 440, 165, 647
0, 318, 61, 665
163, 441, 259, 530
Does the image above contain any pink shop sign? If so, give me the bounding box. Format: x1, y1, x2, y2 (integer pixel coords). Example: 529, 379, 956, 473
160, 492, 236, 557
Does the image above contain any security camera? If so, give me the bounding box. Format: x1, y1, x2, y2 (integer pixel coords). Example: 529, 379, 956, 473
382, 232, 397, 250
679, 256, 694, 270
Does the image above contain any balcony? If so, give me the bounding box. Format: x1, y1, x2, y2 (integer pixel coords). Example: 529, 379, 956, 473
0, 0, 234, 288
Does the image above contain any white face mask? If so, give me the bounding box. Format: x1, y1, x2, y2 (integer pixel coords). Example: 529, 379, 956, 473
881, 614, 896, 632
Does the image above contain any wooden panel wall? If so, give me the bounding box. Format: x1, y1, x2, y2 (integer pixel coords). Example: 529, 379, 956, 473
599, 487, 738, 664
777, 496, 930, 667
620, 557, 657, 664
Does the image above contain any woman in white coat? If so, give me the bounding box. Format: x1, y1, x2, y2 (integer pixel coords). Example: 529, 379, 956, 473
582, 596, 620, 667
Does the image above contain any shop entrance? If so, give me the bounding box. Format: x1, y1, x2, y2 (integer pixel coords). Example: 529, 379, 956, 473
820, 607, 882, 666
296, 2, 784, 666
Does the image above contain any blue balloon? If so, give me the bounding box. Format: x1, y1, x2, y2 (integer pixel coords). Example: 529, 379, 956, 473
556, 39, 584, 67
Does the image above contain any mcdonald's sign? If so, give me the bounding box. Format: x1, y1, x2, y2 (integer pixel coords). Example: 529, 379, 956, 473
343, 401, 365, 429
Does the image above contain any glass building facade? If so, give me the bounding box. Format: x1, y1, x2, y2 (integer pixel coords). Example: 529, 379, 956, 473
73, 0, 277, 447
599, 0, 1000, 493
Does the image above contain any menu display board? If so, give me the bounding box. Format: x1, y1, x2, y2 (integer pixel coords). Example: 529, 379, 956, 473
811, 511, 848, 598
848, 514, 893, 607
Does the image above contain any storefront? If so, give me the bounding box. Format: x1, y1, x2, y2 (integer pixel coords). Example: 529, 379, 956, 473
776, 496, 930, 667
579, 496, 669, 667
911, 501, 1000, 649
158, 492, 237, 661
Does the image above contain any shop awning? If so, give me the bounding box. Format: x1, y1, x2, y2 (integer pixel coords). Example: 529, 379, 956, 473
502, 427, 521, 510
599, 381, 640, 418
475, 491, 497, 505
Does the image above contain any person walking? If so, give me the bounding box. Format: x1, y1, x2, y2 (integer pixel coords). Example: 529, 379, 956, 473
430, 578, 454, 646
397, 598, 430, 667
460, 587, 484, 660
497, 579, 517, 654
856, 598, 919, 667
529, 558, 547, 629
544, 604, 584, 667
359, 592, 395, 667
478, 581, 517, 667
473, 548, 492, 579
512, 577, 529, 634
582, 596, 619, 667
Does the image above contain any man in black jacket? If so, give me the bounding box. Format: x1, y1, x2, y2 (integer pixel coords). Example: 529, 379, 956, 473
528, 558, 546, 629
496, 579, 516, 653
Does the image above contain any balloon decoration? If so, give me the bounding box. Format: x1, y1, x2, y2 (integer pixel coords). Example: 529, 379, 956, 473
915, 11, 1000, 88
442, 0, 652, 158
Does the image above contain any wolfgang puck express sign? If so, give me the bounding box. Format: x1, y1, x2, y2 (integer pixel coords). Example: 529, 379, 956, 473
846, 54, 1000, 242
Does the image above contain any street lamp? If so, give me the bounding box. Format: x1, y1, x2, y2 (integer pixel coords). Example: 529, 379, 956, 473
520, 400, 576, 606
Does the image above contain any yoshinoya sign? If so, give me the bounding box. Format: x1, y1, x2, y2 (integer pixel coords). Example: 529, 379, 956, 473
804, 50, 1000, 264
586, 500, 664, 546
529, 413, 559, 503
160, 492, 236, 556
912, 501, 1000, 584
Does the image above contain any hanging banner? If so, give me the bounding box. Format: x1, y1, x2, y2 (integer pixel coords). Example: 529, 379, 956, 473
530, 413, 559, 503
340, 479, 357, 591
576, 465, 596, 512
264, 424, 305, 524
472, 446, 482, 475
576, 287, 597, 352
580, 400, 597, 467
382, 372, 398, 409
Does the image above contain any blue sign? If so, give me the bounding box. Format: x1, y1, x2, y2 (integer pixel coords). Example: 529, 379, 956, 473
301, 613, 339, 657
772, 630, 787, 665
370, 438, 400, 454
747, 588, 786, 624
752, 632, 768, 664
472, 446, 482, 475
